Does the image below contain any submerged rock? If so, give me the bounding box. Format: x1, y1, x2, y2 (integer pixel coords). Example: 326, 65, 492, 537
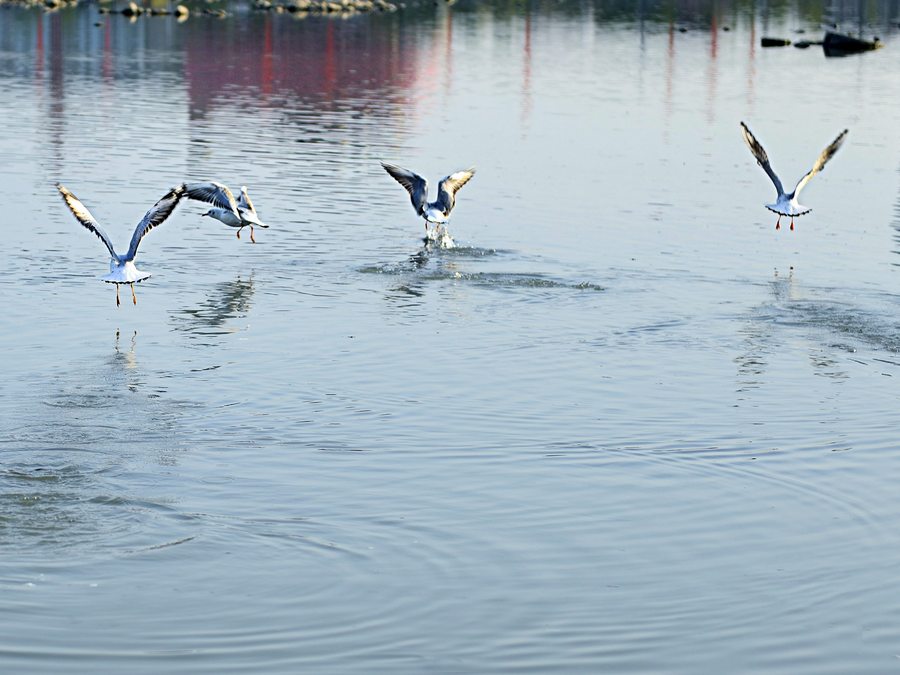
121, 1, 141, 16
823, 31, 883, 57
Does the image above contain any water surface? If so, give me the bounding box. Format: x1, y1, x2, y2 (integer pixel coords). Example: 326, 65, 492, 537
2, 1, 900, 672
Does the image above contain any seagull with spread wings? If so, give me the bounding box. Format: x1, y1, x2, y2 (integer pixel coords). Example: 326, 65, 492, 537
740, 122, 848, 231
184, 181, 269, 243
381, 162, 476, 238
56, 183, 184, 306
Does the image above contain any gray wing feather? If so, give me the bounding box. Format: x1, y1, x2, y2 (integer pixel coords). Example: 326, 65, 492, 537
436, 168, 476, 214
124, 184, 185, 261
184, 181, 240, 215
236, 186, 267, 227
740, 122, 785, 197
56, 183, 119, 259
792, 129, 848, 198
237, 185, 256, 215
381, 162, 428, 216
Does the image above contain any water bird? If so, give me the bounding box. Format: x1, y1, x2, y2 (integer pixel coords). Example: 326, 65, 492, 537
740, 122, 848, 230
56, 183, 184, 306
184, 181, 268, 243
381, 162, 475, 238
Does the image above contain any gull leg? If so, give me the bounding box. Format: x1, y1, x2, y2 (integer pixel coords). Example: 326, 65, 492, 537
116, 285, 120, 307
236, 227, 242, 240
775, 215, 781, 230
790, 216, 795, 231
250, 225, 256, 244
131, 283, 137, 305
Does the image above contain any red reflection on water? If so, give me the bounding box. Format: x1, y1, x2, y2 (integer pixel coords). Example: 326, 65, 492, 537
444, 8, 453, 93
261, 17, 273, 97
323, 22, 336, 98
521, 9, 532, 130
746, 14, 755, 108
183, 19, 421, 118
102, 20, 113, 83
34, 15, 43, 83
706, 10, 718, 123
663, 18, 675, 140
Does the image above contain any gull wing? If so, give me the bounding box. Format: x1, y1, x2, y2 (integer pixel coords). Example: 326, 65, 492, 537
124, 184, 185, 261
236, 185, 266, 227
237, 185, 256, 216
792, 129, 848, 198
381, 162, 428, 216
184, 181, 240, 215
740, 122, 785, 197
435, 168, 476, 215
56, 183, 119, 259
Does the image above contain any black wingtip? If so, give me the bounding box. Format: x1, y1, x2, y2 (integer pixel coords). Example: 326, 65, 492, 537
167, 183, 186, 200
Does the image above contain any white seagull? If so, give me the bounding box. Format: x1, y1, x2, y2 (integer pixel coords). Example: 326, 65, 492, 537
740, 122, 848, 230
381, 162, 476, 236
56, 183, 184, 306
184, 181, 268, 243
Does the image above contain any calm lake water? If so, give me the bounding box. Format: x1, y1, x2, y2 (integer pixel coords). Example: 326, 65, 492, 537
2, 0, 900, 671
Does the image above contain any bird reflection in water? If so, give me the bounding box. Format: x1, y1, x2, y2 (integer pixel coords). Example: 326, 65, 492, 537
108, 328, 143, 394
114, 329, 139, 369
173, 274, 255, 336
734, 271, 798, 391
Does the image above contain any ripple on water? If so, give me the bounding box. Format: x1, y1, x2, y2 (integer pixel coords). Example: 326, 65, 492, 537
0, 448, 196, 560
359, 247, 604, 293
748, 280, 900, 376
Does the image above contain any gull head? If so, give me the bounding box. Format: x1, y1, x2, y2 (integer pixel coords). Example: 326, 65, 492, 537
201, 209, 214, 218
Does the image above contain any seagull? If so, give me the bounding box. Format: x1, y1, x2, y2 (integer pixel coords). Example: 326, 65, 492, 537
56, 183, 184, 306
381, 162, 476, 236
740, 122, 848, 230
184, 181, 268, 243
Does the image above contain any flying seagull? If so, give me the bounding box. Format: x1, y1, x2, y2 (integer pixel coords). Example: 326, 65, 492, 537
56, 183, 184, 306
184, 181, 268, 243
381, 162, 476, 235
740, 122, 848, 230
